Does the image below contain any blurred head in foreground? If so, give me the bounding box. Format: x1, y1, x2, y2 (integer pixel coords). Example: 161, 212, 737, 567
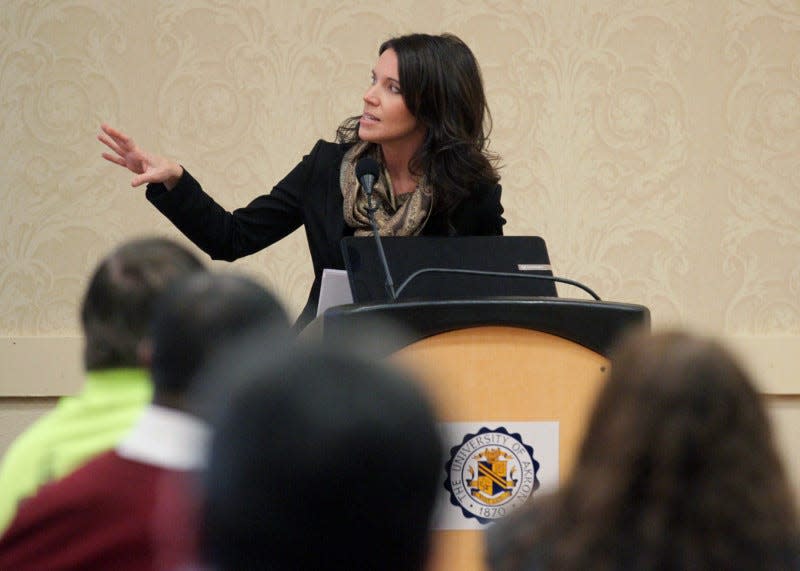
147, 271, 289, 411
199, 340, 443, 571
489, 329, 799, 571
81, 237, 204, 371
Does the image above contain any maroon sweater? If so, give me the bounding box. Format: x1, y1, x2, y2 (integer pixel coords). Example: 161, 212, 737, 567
0, 451, 197, 570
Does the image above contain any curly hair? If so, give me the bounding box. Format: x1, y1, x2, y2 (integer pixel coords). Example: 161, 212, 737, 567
492, 329, 799, 571
336, 33, 500, 219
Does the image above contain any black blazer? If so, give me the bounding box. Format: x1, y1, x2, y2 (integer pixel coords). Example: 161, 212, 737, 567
146, 140, 505, 328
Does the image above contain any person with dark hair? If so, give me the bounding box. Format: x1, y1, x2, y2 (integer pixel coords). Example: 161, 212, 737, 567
0, 272, 289, 570
98, 32, 504, 329
486, 329, 800, 571
0, 237, 204, 534
197, 340, 443, 571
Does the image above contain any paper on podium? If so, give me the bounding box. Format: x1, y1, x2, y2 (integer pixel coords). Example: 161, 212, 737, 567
316, 268, 354, 316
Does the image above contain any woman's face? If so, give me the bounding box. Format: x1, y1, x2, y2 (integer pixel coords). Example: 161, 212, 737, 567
359, 48, 426, 150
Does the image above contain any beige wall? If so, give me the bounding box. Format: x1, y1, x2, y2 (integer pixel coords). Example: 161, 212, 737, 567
1, 0, 798, 491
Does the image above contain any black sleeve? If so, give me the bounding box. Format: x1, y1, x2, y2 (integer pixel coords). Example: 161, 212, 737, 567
447, 183, 506, 236
145, 141, 325, 261
480, 183, 506, 236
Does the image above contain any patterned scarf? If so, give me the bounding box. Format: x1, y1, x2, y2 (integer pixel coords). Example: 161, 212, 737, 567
340, 141, 432, 237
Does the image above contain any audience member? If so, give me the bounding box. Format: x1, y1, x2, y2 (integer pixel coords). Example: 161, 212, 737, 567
0, 272, 289, 570
0, 237, 204, 533
197, 339, 443, 571
487, 329, 800, 571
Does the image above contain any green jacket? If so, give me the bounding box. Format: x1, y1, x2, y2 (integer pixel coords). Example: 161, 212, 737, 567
0, 368, 152, 533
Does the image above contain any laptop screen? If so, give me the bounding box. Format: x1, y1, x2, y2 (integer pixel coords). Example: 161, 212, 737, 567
340, 235, 557, 304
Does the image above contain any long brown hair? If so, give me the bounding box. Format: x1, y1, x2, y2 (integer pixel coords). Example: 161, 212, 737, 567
493, 329, 799, 571
337, 33, 499, 218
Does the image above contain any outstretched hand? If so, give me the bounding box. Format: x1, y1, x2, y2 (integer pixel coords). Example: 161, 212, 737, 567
98, 124, 183, 189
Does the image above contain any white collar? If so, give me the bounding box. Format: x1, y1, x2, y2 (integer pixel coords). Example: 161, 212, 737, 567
117, 404, 210, 470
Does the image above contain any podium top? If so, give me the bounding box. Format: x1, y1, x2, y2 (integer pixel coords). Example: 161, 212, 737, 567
313, 297, 649, 358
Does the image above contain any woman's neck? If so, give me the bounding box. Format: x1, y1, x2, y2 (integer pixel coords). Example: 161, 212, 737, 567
380, 142, 420, 195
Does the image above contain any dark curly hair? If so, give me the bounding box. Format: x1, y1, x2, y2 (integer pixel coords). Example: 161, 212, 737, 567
336, 33, 500, 218
491, 329, 799, 571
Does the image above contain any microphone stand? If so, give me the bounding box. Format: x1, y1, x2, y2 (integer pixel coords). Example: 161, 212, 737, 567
394, 268, 601, 301
365, 192, 397, 302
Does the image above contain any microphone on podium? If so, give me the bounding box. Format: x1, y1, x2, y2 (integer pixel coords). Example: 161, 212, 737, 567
356, 158, 397, 301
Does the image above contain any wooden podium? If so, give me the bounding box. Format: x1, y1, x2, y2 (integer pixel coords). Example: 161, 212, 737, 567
311, 298, 649, 571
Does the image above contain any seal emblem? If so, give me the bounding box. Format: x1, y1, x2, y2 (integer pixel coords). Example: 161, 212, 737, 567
444, 426, 539, 524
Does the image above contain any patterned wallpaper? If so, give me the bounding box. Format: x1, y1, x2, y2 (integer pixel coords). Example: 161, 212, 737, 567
1, 0, 799, 337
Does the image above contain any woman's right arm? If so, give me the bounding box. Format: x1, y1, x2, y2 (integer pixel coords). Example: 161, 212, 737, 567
98, 124, 311, 262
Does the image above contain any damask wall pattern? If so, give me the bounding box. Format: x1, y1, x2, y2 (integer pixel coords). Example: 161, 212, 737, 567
1, 1, 798, 352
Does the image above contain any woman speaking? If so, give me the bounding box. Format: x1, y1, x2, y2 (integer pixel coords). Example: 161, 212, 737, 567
99, 33, 505, 329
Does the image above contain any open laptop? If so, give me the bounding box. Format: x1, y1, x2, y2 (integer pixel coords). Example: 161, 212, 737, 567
340, 235, 557, 304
